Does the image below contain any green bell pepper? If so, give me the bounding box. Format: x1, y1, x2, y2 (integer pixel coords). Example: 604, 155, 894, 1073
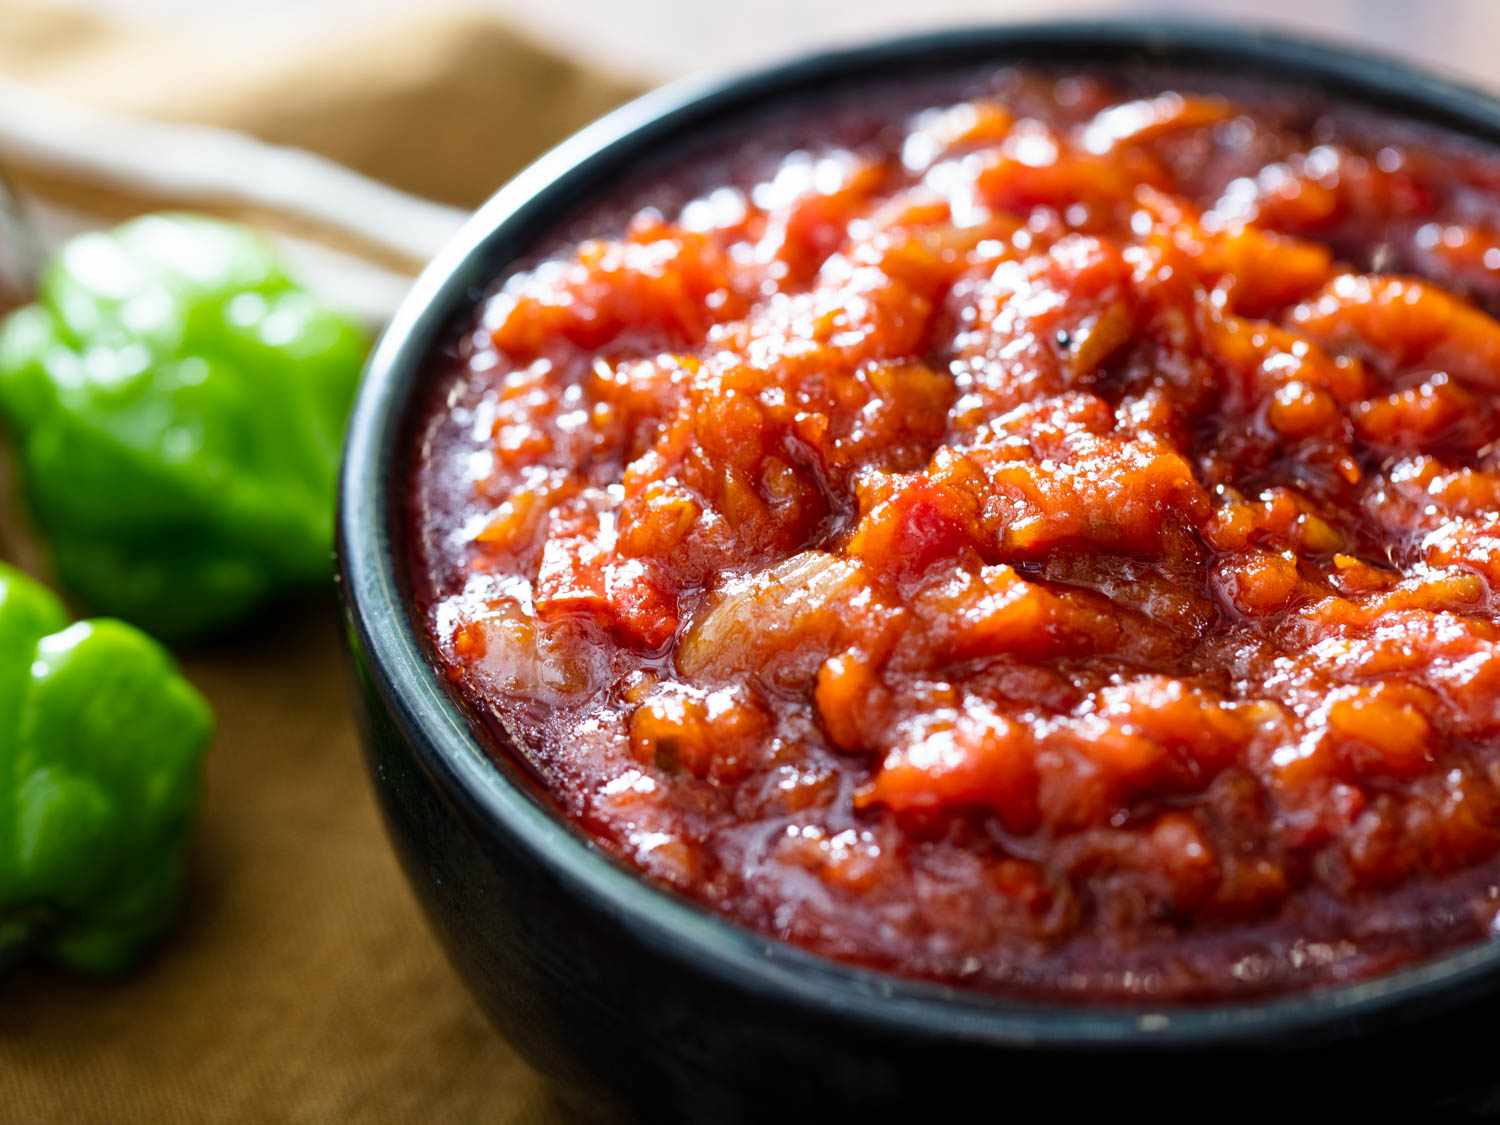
0, 213, 368, 638
0, 562, 211, 973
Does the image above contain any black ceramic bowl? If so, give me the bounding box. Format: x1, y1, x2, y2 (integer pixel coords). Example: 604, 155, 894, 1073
339, 21, 1500, 1120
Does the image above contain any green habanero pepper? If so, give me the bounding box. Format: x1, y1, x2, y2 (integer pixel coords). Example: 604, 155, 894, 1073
0, 214, 368, 638
0, 562, 212, 973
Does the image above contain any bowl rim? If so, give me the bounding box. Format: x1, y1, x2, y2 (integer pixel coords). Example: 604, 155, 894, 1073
339, 16, 1500, 1050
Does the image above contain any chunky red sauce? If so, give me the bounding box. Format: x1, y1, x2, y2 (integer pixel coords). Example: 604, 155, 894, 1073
408, 69, 1500, 1001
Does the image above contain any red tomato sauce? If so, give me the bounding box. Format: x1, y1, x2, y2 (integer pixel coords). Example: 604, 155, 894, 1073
406, 69, 1500, 1001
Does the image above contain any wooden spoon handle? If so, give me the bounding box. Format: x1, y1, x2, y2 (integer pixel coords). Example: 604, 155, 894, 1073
0, 79, 472, 322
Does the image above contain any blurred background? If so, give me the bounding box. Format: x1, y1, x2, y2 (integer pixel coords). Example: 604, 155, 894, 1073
64, 0, 1500, 84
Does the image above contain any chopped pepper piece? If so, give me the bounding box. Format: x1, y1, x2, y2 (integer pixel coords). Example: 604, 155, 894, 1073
0, 214, 368, 637
0, 563, 212, 972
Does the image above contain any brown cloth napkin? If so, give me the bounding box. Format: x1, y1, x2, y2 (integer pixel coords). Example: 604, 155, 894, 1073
0, 4, 639, 1121
0, 3, 641, 209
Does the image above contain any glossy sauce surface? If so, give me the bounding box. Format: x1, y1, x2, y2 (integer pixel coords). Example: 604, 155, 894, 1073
408, 69, 1500, 1000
